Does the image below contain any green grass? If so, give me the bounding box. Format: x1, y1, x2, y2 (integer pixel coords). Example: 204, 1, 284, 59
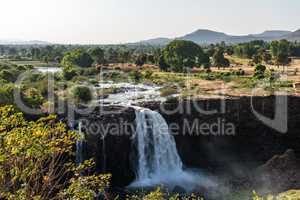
0, 59, 59, 67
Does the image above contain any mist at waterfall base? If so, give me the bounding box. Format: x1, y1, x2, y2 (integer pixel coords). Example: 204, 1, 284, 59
128, 108, 217, 192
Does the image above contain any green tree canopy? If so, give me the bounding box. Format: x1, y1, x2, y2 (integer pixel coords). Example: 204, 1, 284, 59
162, 40, 208, 72
88, 47, 105, 65
61, 49, 93, 68
270, 40, 291, 69
212, 48, 230, 69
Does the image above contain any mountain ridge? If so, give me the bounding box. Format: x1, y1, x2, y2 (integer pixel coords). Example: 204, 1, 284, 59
135, 29, 298, 45
0, 40, 51, 45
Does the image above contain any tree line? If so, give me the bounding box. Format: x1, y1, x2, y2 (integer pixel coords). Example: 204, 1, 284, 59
1, 39, 300, 73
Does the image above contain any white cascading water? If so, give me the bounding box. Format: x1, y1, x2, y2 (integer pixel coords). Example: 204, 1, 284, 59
131, 108, 195, 189
130, 107, 217, 191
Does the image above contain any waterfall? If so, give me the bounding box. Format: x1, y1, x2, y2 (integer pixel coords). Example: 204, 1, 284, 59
131, 108, 185, 187
76, 121, 84, 165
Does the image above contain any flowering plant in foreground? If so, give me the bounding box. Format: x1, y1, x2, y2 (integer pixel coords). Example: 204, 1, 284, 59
0, 105, 110, 200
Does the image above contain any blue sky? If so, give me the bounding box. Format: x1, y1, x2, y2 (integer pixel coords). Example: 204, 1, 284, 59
0, 0, 299, 44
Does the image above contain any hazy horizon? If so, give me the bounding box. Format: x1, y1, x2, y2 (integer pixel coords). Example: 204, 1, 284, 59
1, 0, 299, 44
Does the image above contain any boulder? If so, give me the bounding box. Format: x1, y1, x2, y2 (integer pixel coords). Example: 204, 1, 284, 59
255, 149, 300, 193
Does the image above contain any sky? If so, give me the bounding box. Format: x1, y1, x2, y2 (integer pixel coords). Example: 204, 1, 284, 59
0, 0, 299, 44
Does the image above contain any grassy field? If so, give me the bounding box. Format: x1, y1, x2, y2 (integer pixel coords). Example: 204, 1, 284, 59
98, 58, 300, 98
0, 59, 59, 67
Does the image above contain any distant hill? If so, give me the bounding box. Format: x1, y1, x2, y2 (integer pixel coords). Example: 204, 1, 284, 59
177, 29, 229, 44
134, 29, 298, 46
252, 30, 292, 38
0, 40, 51, 45
134, 37, 172, 46
286, 29, 300, 41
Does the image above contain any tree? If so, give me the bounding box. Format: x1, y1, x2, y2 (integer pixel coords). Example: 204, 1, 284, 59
253, 64, 266, 79
163, 40, 207, 72
63, 66, 78, 80
212, 48, 230, 69
31, 48, 41, 60
158, 55, 169, 71
61, 49, 93, 68
106, 48, 119, 63
89, 47, 105, 65
270, 40, 291, 71
252, 54, 262, 64
275, 52, 291, 72
0, 106, 110, 199
135, 54, 147, 67
118, 50, 131, 64
262, 51, 272, 64
71, 85, 93, 103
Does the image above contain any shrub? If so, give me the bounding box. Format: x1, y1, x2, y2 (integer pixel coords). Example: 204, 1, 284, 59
63, 66, 78, 80
0, 106, 111, 199
160, 86, 178, 97
144, 70, 154, 80
71, 85, 93, 103
0, 84, 14, 105
0, 70, 15, 82
22, 87, 45, 108
129, 70, 142, 82
253, 64, 266, 80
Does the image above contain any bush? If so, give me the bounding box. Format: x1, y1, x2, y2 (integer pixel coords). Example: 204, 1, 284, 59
129, 70, 142, 82
82, 67, 99, 76
71, 85, 93, 103
22, 87, 45, 108
0, 84, 14, 105
0, 106, 110, 199
144, 70, 154, 80
0, 70, 15, 82
63, 66, 78, 80
159, 86, 178, 97
71, 75, 89, 83
253, 64, 266, 80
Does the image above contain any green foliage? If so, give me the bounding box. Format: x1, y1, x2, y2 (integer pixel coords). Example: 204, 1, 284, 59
129, 70, 143, 82
71, 85, 93, 103
59, 159, 110, 200
88, 47, 105, 65
158, 55, 170, 71
262, 51, 272, 64
253, 64, 266, 80
163, 40, 208, 72
0, 106, 74, 199
128, 188, 204, 200
234, 40, 266, 59
0, 70, 15, 82
270, 40, 291, 67
212, 48, 230, 69
252, 54, 262, 64
160, 86, 178, 97
135, 54, 147, 67
0, 84, 14, 105
21, 87, 45, 108
0, 106, 110, 200
143, 70, 154, 79
63, 66, 79, 80
61, 49, 93, 68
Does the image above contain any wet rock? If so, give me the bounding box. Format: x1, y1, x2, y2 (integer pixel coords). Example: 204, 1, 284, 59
191, 186, 210, 199
98, 94, 109, 99
255, 149, 300, 193
73, 96, 300, 189
173, 185, 186, 194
